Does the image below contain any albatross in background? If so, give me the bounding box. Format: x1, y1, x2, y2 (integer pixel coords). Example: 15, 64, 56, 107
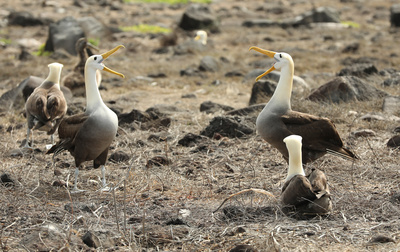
281, 135, 332, 216
62, 37, 102, 96
249, 46, 357, 164
25, 62, 67, 148
47, 45, 125, 192
194, 30, 208, 46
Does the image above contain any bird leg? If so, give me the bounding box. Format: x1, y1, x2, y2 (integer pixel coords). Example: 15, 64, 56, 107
100, 165, 110, 192
24, 127, 32, 148
71, 167, 85, 193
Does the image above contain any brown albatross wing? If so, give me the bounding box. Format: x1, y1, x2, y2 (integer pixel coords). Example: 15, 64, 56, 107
281, 110, 357, 163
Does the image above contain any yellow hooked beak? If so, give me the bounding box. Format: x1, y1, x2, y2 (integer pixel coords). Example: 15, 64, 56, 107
101, 45, 125, 78
249, 46, 277, 81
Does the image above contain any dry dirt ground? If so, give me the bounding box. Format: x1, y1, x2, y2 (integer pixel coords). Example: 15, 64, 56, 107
1, 0, 400, 251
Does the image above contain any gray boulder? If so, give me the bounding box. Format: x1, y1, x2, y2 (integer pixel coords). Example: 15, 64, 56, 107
307, 76, 387, 103
44, 17, 85, 55
178, 4, 219, 32
390, 4, 400, 27
8, 11, 48, 26
199, 56, 219, 72
200, 101, 234, 114
78, 16, 109, 40
291, 7, 341, 27
200, 116, 253, 139
249, 80, 276, 106
338, 63, 379, 78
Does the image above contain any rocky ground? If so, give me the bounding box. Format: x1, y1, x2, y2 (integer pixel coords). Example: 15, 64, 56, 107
1, 0, 400, 251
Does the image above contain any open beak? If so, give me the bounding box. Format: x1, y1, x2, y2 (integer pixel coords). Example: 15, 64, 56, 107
249, 46, 277, 81
101, 45, 125, 78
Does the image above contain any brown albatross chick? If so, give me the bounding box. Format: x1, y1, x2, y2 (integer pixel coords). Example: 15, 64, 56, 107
25, 62, 67, 148
47, 45, 124, 192
281, 135, 332, 216
249, 46, 358, 164
62, 37, 101, 96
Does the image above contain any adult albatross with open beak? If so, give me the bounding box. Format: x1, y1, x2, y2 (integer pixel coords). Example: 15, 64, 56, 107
249, 46, 357, 164
47, 45, 124, 192
281, 135, 332, 216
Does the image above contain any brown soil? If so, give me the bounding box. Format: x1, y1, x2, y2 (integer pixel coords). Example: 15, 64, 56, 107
0, 0, 400, 251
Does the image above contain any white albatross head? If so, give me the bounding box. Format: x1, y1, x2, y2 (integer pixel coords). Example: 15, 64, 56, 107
194, 30, 208, 45
85, 45, 125, 78
249, 46, 294, 81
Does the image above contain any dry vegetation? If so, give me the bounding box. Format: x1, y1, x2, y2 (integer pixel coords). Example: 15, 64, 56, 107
0, 0, 400, 251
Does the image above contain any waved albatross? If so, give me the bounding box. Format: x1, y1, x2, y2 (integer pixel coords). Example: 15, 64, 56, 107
25, 62, 67, 148
281, 135, 332, 216
62, 37, 102, 96
249, 46, 357, 164
47, 45, 125, 192
194, 30, 207, 45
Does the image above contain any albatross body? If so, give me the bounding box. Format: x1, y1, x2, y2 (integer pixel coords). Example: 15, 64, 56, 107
249, 46, 357, 163
47, 45, 124, 192
281, 135, 332, 216
62, 38, 102, 96
25, 62, 67, 148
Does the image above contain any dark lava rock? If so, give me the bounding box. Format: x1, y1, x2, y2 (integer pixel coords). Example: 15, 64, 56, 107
180, 67, 207, 78
1, 173, 15, 186
382, 74, 400, 86
8, 11, 48, 26
225, 70, 244, 77
178, 133, 208, 147
142, 117, 171, 131
307, 76, 387, 103
44, 17, 85, 55
148, 132, 173, 142
200, 101, 234, 114
118, 109, 151, 125
109, 150, 130, 163
226, 104, 265, 117
64, 203, 96, 214
166, 218, 187, 225
342, 42, 360, 53
200, 116, 254, 139
242, 19, 278, 28
249, 80, 276, 106
387, 135, 400, 148
146, 104, 183, 118
178, 4, 219, 32
337, 63, 378, 78
341, 56, 381, 66
181, 93, 197, 99
368, 235, 396, 244
390, 4, 400, 27
229, 244, 258, 252
146, 156, 171, 167
199, 56, 219, 72
82, 230, 115, 249
82, 231, 101, 248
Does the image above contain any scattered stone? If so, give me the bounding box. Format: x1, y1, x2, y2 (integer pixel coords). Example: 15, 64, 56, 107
166, 218, 187, 225
178, 4, 219, 32
199, 56, 219, 72
242, 19, 278, 28
109, 150, 130, 163
307, 76, 387, 103
142, 117, 172, 131
368, 235, 396, 244
360, 113, 386, 122
118, 109, 151, 125
82, 230, 115, 249
387, 135, 400, 148
180, 67, 207, 78
148, 132, 173, 142
146, 156, 171, 167
227, 104, 265, 117
1, 173, 15, 186
291, 7, 341, 27
382, 74, 400, 86
77, 16, 109, 40
200, 116, 253, 139
382, 96, 400, 115
64, 203, 96, 214
351, 129, 376, 138
229, 244, 258, 252
390, 4, 400, 27
8, 11, 48, 26
44, 16, 85, 55
337, 64, 378, 78
181, 93, 197, 99
342, 42, 360, 53
200, 101, 234, 114
146, 104, 184, 118
249, 80, 276, 106
225, 70, 244, 77
178, 133, 208, 147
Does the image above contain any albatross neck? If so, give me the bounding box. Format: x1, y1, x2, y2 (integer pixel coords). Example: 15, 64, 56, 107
285, 143, 305, 182
268, 62, 294, 111
41, 64, 63, 89
85, 66, 104, 112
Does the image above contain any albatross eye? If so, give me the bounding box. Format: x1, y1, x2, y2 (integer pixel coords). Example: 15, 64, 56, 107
94, 56, 97, 60
279, 54, 282, 58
